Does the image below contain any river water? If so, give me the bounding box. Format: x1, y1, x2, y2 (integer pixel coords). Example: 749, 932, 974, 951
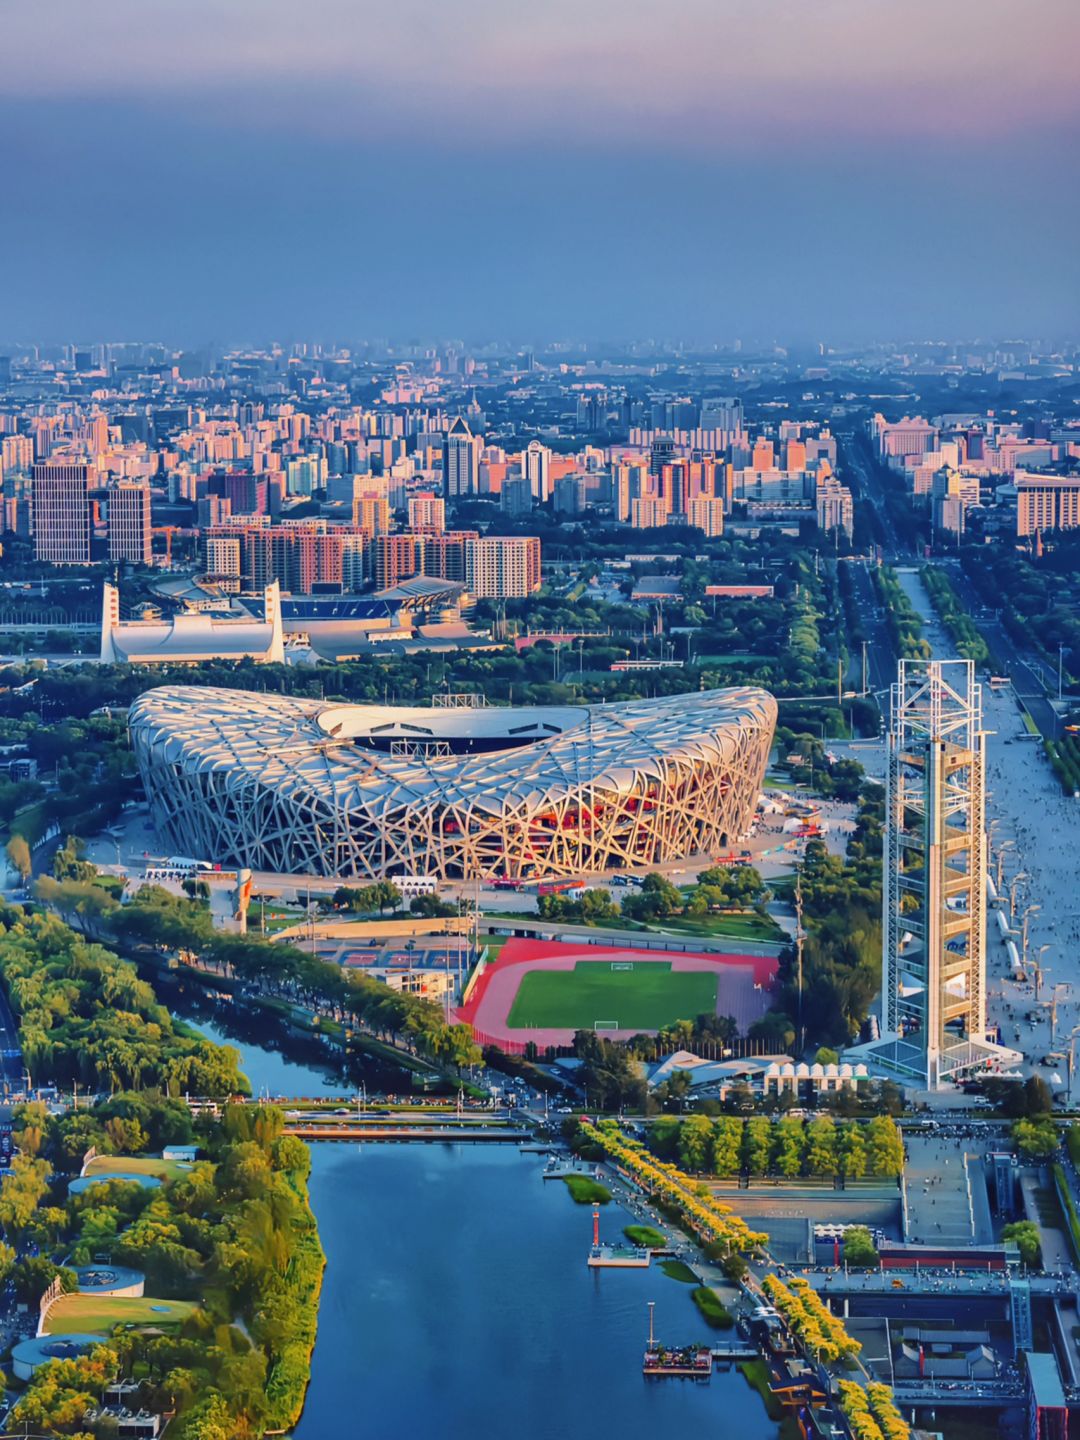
295, 1143, 777, 1440
166, 987, 777, 1440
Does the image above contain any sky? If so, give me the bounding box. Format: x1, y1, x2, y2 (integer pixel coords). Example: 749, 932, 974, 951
1, 0, 1078, 346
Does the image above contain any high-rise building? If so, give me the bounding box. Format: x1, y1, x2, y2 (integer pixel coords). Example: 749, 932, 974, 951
407, 492, 446, 533
204, 535, 242, 592
32, 460, 91, 564
465, 536, 541, 598
858, 660, 1019, 1088
1015, 473, 1080, 537
443, 417, 479, 498
106, 482, 152, 564
686, 495, 724, 537
522, 440, 552, 502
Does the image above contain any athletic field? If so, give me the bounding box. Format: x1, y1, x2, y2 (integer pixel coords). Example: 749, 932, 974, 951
456, 939, 778, 1050
506, 960, 717, 1032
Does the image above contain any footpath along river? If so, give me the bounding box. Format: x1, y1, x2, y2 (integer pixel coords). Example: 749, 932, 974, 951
178, 995, 779, 1439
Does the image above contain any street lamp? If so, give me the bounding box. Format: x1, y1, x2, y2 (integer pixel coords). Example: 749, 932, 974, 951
1067, 1026, 1080, 1099
1022, 905, 1042, 973
1049, 980, 1070, 1046
995, 840, 1015, 894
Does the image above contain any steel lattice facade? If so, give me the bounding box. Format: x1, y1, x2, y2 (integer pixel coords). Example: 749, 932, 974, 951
129, 684, 776, 880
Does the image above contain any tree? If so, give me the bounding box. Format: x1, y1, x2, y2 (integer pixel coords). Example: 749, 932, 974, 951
743, 1116, 771, 1175
805, 1115, 839, 1176
678, 1114, 714, 1172
838, 1122, 868, 1179
1013, 1117, 1059, 1160
772, 1115, 805, 1178
1002, 1220, 1041, 1268
842, 1226, 878, 1267
710, 1117, 743, 1177
5, 835, 31, 884
815, 1046, 840, 1066
866, 1117, 904, 1178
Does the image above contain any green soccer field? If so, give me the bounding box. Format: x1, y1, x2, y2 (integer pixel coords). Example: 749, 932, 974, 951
505, 960, 718, 1031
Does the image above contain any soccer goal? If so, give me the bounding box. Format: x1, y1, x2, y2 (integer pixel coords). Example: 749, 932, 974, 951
610, 961, 634, 971
594, 1019, 619, 1031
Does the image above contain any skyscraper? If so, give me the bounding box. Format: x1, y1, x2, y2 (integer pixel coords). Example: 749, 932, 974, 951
106, 482, 152, 564
522, 440, 551, 502
32, 460, 91, 564
443, 417, 479, 498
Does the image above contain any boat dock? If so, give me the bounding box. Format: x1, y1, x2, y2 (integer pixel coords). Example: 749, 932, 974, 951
643, 1345, 713, 1379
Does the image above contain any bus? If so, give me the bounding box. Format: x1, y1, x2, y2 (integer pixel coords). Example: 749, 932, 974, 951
988, 675, 1011, 690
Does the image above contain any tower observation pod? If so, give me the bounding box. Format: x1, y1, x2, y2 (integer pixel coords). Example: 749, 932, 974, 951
853, 659, 1021, 1089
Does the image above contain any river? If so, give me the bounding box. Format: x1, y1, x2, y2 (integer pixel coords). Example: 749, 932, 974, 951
163, 987, 779, 1440
294, 1143, 778, 1440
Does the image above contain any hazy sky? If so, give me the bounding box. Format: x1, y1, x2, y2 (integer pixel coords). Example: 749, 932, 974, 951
2, 0, 1078, 344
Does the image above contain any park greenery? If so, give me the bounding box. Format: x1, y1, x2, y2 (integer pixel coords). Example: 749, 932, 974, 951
645, 1113, 904, 1180
837, 1379, 911, 1440
842, 1226, 879, 1267
920, 567, 990, 666
32, 876, 484, 1079
0, 899, 325, 1439
1001, 1220, 1041, 1268
690, 1285, 733, 1328
561, 1175, 611, 1204
590, 1120, 769, 1258
964, 535, 1079, 685
873, 567, 928, 661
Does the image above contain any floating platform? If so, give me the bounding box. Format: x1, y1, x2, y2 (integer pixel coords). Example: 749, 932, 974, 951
643, 1344, 713, 1378
587, 1244, 651, 1269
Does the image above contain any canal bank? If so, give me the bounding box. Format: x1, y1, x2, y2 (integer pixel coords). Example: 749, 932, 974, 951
293, 1143, 778, 1440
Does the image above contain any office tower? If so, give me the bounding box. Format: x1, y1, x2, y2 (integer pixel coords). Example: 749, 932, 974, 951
864, 660, 1015, 1088
522, 440, 552, 502
106, 482, 152, 564
407, 492, 446, 533
443, 417, 479, 498
32, 459, 91, 563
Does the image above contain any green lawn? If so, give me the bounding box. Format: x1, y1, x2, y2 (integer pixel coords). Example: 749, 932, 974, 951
651, 912, 784, 943
84, 1155, 193, 1182
562, 1175, 612, 1204
45, 1294, 199, 1335
506, 960, 718, 1031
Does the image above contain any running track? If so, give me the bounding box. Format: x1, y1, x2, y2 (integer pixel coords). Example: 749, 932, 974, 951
455, 938, 776, 1050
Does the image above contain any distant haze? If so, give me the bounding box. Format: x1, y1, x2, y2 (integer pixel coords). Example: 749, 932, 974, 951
1, 0, 1078, 343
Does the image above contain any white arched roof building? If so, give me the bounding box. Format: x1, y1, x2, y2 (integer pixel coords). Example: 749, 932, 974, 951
129, 684, 776, 880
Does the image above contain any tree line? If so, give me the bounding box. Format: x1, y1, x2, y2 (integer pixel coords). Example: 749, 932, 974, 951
648, 1112, 905, 1180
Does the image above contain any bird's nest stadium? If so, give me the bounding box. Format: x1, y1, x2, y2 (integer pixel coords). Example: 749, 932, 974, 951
128, 686, 776, 880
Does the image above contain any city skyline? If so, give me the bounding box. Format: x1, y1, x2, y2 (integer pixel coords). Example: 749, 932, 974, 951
2, 0, 1077, 343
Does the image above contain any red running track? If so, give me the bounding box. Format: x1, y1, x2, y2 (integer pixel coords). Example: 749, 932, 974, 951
455, 938, 777, 1052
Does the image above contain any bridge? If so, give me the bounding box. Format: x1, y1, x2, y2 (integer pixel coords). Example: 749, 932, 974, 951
891, 1379, 1025, 1407
803, 1271, 1075, 1300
